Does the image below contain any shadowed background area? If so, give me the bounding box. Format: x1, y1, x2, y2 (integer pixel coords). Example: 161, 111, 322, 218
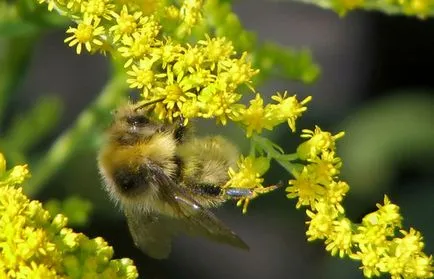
3, 0, 434, 278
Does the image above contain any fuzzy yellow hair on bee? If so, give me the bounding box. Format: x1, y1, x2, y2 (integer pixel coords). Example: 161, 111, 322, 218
97, 103, 248, 259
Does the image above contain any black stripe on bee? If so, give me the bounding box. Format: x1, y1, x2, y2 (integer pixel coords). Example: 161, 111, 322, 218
113, 165, 150, 194
173, 156, 184, 182
193, 183, 222, 196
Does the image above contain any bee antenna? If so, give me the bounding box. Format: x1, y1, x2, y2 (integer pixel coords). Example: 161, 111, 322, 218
134, 97, 165, 111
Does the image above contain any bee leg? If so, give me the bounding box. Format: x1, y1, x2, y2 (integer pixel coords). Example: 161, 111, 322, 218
224, 188, 254, 199
194, 183, 222, 196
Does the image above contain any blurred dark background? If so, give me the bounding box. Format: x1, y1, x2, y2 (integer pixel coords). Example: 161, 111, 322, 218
6, 0, 434, 278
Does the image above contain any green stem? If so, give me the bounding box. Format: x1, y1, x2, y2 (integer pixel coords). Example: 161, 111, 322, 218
251, 134, 299, 175
0, 36, 38, 128
23, 66, 128, 196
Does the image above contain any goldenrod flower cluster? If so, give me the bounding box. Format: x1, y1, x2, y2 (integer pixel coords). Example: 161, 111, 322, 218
0, 153, 138, 278
285, 127, 433, 278
38, 0, 310, 132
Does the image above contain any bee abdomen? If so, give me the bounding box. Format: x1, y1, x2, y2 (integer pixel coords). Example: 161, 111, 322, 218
113, 166, 150, 194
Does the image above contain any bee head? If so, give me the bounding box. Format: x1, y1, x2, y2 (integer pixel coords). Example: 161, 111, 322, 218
109, 104, 162, 145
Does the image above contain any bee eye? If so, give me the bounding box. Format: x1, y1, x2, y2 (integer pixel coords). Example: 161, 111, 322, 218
126, 115, 149, 127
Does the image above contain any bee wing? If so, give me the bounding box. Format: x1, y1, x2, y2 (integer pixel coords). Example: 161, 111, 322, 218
151, 165, 249, 251
124, 164, 248, 259
173, 194, 249, 250
124, 208, 177, 259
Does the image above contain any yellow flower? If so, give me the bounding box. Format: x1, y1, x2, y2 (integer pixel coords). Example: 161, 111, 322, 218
305, 201, 338, 241
173, 44, 204, 74
350, 244, 383, 278
81, 0, 115, 20
0, 154, 138, 278
286, 166, 326, 208
198, 36, 235, 70
0, 164, 30, 187
297, 126, 345, 160
324, 180, 349, 213
110, 5, 143, 43
224, 156, 276, 213
225, 156, 267, 189
64, 17, 105, 54
240, 94, 274, 137
179, 0, 203, 28
118, 29, 156, 68
269, 92, 311, 132
325, 218, 353, 257
157, 38, 183, 69
306, 151, 341, 186
126, 56, 164, 96
198, 84, 244, 125
219, 52, 258, 90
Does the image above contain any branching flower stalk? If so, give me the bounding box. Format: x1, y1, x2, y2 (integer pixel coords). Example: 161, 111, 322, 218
35, 0, 434, 278
0, 153, 138, 278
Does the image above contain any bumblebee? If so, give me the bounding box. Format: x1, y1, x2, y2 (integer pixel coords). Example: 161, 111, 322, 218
97, 103, 248, 259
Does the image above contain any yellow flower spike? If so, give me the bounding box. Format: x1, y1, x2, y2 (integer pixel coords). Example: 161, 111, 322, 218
64, 17, 105, 54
